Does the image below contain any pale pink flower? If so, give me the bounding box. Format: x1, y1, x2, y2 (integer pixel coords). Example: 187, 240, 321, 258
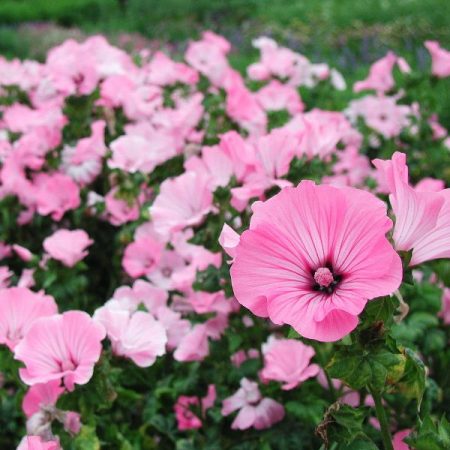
346, 95, 411, 138
104, 187, 141, 226
219, 224, 241, 259
12, 244, 33, 262
108, 134, 176, 174
184, 145, 234, 190
144, 51, 198, 86
230, 181, 402, 341
22, 380, 64, 418
225, 72, 267, 136
185, 31, 231, 87
122, 237, 163, 278
17, 436, 60, 450
221, 378, 284, 430
15, 311, 106, 391
155, 306, 191, 350
425, 41, 450, 78
43, 229, 93, 267
294, 110, 349, 160
94, 307, 166, 367
61, 120, 106, 185
150, 171, 214, 238
112, 279, 168, 314
0, 287, 58, 350
260, 338, 320, 390
373, 152, 450, 265
33, 173, 80, 221
256, 80, 304, 115
173, 324, 210, 362
354, 52, 409, 94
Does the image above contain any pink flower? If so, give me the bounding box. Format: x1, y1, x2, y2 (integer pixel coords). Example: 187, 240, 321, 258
33, 173, 80, 221
225, 72, 267, 136
12, 244, 33, 262
354, 52, 409, 94
61, 120, 106, 185
22, 380, 64, 418
256, 80, 304, 115
104, 187, 141, 226
43, 229, 93, 267
221, 378, 284, 430
174, 385, 216, 431
373, 152, 450, 265
17, 436, 60, 450
108, 134, 176, 174
347, 95, 411, 138
440, 288, 450, 325
14, 311, 106, 391
185, 31, 231, 87
230, 181, 402, 341
150, 171, 214, 238
219, 224, 241, 259
94, 307, 166, 367
122, 237, 163, 278
174, 396, 203, 430
155, 306, 190, 350
425, 41, 450, 78
392, 429, 412, 450
173, 324, 210, 362
0, 287, 58, 350
260, 338, 320, 390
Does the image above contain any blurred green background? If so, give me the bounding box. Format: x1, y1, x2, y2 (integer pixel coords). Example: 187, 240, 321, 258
1, 0, 449, 71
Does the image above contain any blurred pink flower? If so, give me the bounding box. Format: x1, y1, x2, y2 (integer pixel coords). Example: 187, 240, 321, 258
425, 41, 450, 78
260, 337, 319, 390
94, 307, 166, 367
43, 229, 93, 267
15, 311, 105, 391
221, 378, 284, 430
0, 287, 57, 350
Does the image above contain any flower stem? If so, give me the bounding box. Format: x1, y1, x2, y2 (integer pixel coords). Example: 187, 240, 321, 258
369, 387, 394, 450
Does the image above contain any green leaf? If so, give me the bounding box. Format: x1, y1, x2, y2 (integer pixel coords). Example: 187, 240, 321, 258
327, 347, 405, 391
405, 415, 450, 450
396, 348, 426, 407
73, 425, 101, 450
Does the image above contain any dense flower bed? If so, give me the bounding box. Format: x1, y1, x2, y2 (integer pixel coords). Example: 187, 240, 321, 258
0, 32, 450, 450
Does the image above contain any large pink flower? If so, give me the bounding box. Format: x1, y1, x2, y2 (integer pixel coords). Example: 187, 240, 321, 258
260, 337, 320, 390
14, 311, 106, 391
43, 229, 93, 267
230, 181, 402, 342
0, 287, 58, 350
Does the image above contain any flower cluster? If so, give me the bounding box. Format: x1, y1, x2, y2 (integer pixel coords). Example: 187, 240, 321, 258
0, 32, 449, 449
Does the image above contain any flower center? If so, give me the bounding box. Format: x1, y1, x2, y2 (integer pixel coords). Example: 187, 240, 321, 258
313, 266, 342, 294
314, 267, 334, 287
60, 359, 76, 372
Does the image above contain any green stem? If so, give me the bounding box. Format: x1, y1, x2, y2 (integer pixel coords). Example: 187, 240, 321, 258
314, 343, 337, 401
369, 387, 394, 450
